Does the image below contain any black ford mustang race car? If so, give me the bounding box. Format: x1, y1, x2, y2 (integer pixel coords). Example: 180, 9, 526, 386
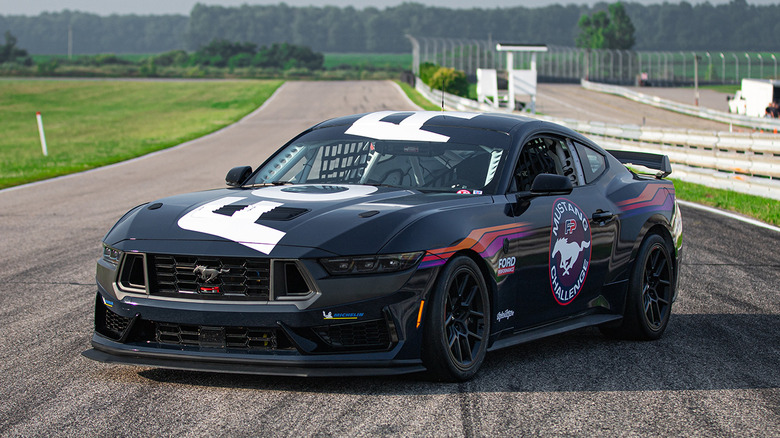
83, 111, 683, 381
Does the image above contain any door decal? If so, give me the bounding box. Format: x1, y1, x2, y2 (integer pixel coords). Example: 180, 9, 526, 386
549, 198, 592, 305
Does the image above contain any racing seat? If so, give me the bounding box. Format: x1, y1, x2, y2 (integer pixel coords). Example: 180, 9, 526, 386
452, 152, 491, 188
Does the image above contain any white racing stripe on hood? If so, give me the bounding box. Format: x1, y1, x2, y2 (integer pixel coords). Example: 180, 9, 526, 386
177, 196, 285, 254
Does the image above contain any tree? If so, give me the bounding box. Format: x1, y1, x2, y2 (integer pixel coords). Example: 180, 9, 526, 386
576, 2, 635, 50
418, 62, 470, 98
0, 31, 32, 65
576, 10, 610, 49
606, 2, 635, 50
190, 39, 257, 67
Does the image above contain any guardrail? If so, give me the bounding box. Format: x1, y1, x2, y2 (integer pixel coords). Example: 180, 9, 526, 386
415, 78, 780, 200
581, 79, 780, 132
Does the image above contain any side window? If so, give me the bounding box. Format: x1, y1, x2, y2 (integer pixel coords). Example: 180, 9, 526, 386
573, 141, 606, 184
512, 136, 580, 191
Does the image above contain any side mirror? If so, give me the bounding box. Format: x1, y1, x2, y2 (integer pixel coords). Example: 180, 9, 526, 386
226, 166, 252, 187
530, 173, 573, 195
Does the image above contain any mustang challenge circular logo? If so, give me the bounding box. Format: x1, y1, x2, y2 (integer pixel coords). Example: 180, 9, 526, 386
549, 198, 592, 305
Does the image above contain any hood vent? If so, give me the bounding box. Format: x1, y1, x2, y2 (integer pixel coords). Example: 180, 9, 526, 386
213, 204, 249, 216
256, 206, 309, 222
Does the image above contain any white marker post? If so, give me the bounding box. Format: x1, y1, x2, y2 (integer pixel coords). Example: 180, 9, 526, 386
36, 111, 48, 156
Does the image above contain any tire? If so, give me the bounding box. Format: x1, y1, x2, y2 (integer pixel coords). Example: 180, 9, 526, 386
601, 233, 675, 340
422, 256, 490, 382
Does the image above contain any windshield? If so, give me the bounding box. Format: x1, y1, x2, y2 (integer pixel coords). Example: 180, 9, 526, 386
249, 129, 509, 194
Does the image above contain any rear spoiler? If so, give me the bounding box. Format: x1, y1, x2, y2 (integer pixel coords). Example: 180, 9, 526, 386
607, 149, 672, 179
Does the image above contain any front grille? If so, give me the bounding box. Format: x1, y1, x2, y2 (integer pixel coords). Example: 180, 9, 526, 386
155, 322, 292, 351
314, 319, 391, 349
149, 254, 270, 300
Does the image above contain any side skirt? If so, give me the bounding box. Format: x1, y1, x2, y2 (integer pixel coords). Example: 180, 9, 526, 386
487, 313, 622, 352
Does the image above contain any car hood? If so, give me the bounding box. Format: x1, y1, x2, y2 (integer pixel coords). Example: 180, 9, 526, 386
105, 184, 492, 257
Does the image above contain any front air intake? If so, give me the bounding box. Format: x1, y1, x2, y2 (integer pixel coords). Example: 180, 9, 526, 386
118, 253, 146, 292
273, 261, 314, 299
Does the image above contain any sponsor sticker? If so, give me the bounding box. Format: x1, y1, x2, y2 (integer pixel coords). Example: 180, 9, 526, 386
323, 311, 365, 320
549, 199, 592, 305
496, 309, 515, 322
456, 189, 471, 195
497, 256, 516, 276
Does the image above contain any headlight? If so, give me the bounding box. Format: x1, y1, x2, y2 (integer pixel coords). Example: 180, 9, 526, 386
102, 244, 123, 266
320, 252, 423, 275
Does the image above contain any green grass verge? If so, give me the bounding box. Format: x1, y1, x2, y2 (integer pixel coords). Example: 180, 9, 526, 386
395, 80, 441, 111
0, 79, 282, 189
673, 179, 780, 226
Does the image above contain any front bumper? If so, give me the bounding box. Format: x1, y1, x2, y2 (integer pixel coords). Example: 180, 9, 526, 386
84, 266, 438, 376
83, 335, 425, 377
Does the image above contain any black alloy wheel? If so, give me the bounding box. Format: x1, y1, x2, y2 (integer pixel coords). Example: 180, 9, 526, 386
601, 233, 674, 340
422, 256, 490, 381
641, 240, 673, 331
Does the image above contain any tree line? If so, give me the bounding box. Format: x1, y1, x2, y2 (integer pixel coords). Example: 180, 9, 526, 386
0, 11, 187, 54
157, 40, 323, 70
1, 0, 778, 55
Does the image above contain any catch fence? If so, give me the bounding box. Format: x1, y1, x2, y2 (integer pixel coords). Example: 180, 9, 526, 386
407, 36, 780, 85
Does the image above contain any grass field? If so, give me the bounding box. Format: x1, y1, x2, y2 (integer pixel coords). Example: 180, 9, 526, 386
0, 79, 282, 189
700, 84, 740, 94
324, 53, 411, 70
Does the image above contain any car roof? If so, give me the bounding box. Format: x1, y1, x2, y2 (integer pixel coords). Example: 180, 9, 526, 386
308, 111, 607, 156
313, 111, 543, 135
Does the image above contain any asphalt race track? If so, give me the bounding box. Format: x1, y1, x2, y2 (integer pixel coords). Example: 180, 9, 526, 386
0, 81, 777, 436
536, 84, 734, 131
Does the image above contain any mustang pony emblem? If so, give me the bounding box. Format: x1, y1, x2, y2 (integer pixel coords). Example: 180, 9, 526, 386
552, 238, 591, 276
549, 198, 593, 305
193, 265, 229, 283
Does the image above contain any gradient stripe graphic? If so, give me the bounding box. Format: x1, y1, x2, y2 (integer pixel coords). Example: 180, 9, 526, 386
617, 183, 675, 219
420, 223, 531, 269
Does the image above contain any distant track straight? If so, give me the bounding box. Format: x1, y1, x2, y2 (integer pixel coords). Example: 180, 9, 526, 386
537, 84, 734, 131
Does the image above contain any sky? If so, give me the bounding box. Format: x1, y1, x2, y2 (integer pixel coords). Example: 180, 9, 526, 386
2, 0, 778, 16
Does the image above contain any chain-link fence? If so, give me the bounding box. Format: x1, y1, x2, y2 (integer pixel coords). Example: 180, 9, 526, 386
408, 35, 780, 86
